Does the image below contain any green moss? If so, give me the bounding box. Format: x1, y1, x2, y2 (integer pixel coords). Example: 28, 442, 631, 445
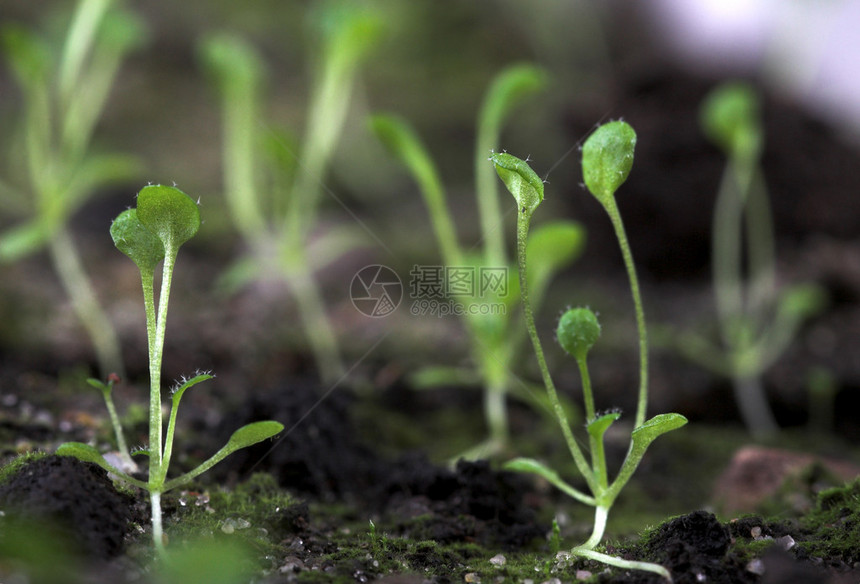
797, 477, 860, 564
730, 533, 780, 564
163, 473, 303, 557
0, 451, 48, 486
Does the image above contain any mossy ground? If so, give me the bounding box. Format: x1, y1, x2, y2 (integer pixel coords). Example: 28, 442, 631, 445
3, 412, 859, 583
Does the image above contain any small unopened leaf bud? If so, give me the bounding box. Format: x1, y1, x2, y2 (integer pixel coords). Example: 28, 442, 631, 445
490, 151, 544, 218
557, 307, 601, 360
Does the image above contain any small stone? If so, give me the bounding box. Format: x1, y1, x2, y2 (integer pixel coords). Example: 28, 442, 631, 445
575, 570, 592, 580
234, 518, 251, 529
750, 526, 762, 539
221, 520, 235, 534
464, 572, 481, 583
489, 554, 506, 567
746, 558, 766, 576
279, 556, 304, 573
775, 534, 796, 550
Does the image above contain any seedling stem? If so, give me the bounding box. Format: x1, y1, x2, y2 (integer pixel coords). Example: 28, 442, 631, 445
492, 121, 686, 580
57, 185, 283, 556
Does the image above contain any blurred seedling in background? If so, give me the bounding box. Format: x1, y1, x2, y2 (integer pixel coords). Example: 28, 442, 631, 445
198, 1, 383, 384
666, 82, 826, 439
493, 122, 687, 580
58, 185, 283, 556
806, 366, 838, 433
371, 64, 585, 459
0, 0, 147, 379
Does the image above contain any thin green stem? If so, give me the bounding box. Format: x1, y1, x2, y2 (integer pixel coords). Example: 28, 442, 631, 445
471, 335, 511, 448
732, 375, 778, 439
712, 163, 744, 345
712, 152, 780, 435
286, 46, 355, 240
742, 163, 776, 331
475, 130, 505, 269
220, 69, 265, 240
148, 248, 178, 482
484, 381, 509, 448
100, 388, 134, 469
61, 20, 125, 164
602, 199, 648, 428
58, 0, 112, 104
576, 355, 596, 423
516, 210, 597, 493
281, 245, 344, 384
576, 356, 611, 487
139, 267, 158, 377
48, 227, 124, 379
159, 397, 183, 485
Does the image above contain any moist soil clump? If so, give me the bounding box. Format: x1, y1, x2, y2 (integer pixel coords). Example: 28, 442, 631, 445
215, 382, 546, 550
637, 510, 747, 584
0, 454, 138, 560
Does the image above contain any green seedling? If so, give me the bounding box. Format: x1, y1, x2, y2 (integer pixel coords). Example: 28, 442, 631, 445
493, 122, 687, 580
668, 82, 826, 439
371, 64, 585, 458
198, 1, 382, 384
57, 185, 283, 556
0, 0, 146, 379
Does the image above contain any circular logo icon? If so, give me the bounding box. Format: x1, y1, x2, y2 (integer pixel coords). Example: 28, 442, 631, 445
350, 264, 402, 317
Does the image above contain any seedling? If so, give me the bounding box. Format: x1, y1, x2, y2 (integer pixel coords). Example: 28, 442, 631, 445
0, 0, 146, 379
198, 1, 382, 384
371, 64, 585, 458
57, 185, 283, 556
493, 121, 687, 580
667, 82, 825, 438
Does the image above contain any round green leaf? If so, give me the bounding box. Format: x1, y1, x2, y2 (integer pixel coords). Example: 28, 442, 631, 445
223, 421, 284, 455
581, 121, 636, 207
700, 82, 761, 159
490, 152, 544, 217
110, 208, 165, 273
311, 0, 383, 64
777, 282, 828, 320
136, 185, 201, 251
480, 64, 548, 132
198, 33, 265, 97
557, 307, 601, 361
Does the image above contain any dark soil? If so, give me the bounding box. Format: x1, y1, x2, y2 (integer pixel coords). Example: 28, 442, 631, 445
0, 455, 139, 560
216, 381, 546, 550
